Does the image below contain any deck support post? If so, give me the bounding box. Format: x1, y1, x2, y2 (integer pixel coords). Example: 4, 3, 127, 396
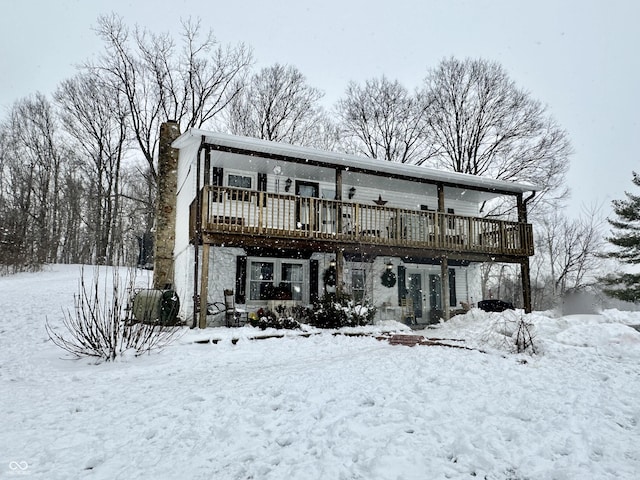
441, 256, 450, 321
517, 193, 533, 313
336, 250, 344, 295
199, 243, 210, 329
335, 168, 343, 233
520, 257, 532, 313
334, 168, 344, 295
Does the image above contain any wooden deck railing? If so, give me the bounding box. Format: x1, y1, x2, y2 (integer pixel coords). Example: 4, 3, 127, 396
190, 186, 534, 257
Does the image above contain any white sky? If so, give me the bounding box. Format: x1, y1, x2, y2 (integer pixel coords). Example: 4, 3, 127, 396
1, 0, 639, 220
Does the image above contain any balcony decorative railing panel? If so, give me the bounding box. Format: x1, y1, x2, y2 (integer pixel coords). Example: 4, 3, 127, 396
190, 186, 534, 257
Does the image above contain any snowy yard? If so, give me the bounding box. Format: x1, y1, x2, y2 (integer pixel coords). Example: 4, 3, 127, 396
2, 265, 640, 479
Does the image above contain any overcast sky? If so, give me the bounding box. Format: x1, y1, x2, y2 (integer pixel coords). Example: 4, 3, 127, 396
2, 0, 638, 220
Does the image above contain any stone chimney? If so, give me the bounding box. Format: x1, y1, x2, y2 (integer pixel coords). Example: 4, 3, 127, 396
153, 120, 181, 289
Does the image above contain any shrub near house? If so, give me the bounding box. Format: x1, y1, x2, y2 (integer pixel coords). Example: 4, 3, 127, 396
249, 293, 376, 330
310, 293, 376, 329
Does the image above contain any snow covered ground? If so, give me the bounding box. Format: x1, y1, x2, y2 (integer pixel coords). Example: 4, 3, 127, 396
2, 265, 640, 479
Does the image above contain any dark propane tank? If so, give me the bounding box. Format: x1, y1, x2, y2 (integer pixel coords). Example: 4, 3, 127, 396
132, 289, 181, 325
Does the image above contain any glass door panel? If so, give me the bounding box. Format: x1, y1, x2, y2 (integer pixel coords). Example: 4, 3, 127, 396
407, 272, 423, 320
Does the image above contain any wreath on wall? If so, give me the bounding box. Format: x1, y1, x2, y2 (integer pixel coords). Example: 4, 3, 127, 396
380, 269, 397, 288
323, 266, 337, 287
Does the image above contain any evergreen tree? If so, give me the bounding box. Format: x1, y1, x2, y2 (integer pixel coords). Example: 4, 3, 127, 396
600, 171, 640, 302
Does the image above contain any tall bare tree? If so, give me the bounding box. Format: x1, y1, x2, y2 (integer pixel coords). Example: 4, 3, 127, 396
225, 63, 330, 146
55, 72, 129, 265
533, 206, 604, 303
85, 14, 252, 245
335, 76, 432, 163
89, 14, 252, 181
0, 94, 66, 265
423, 57, 571, 211
137, 17, 253, 131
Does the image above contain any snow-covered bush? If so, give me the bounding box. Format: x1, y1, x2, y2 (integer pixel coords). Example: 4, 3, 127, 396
310, 292, 376, 328
249, 307, 301, 330
45, 267, 183, 361
480, 310, 537, 354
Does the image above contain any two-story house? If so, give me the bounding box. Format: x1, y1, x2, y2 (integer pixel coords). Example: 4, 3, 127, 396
155, 122, 537, 328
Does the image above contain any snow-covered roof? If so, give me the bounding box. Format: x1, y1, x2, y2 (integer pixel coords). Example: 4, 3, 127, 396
173, 129, 540, 195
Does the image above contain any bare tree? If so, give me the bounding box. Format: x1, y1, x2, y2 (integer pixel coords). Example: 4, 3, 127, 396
0, 126, 31, 272
423, 57, 571, 211
86, 15, 252, 242
56, 160, 88, 264
89, 14, 252, 181
55, 73, 129, 265
479, 263, 522, 307
226, 63, 330, 146
335, 76, 433, 163
136, 17, 253, 131
480, 206, 604, 310
534, 205, 604, 301
0, 94, 66, 266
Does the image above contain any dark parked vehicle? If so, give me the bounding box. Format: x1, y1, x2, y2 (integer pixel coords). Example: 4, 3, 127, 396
478, 299, 514, 312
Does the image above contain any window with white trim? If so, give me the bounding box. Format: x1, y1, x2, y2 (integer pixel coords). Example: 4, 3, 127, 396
248, 258, 306, 302
226, 171, 255, 201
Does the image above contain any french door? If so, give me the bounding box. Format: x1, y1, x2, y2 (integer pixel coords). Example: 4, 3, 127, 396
406, 269, 444, 324
295, 181, 319, 230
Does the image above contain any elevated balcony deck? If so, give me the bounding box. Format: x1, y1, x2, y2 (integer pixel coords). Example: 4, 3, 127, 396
190, 186, 534, 261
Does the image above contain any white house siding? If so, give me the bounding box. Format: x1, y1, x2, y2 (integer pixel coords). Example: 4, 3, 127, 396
173, 245, 245, 320
172, 143, 199, 319
174, 241, 479, 323
208, 247, 246, 305
174, 141, 199, 260
172, 244, 195, 317
262, 173, 480, 218
465, 263, 483, 308
342, 183, 478, 218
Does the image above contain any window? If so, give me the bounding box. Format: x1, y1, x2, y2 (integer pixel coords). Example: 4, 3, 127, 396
321, 189, 336, 200
227, 172, 254, 201
249, 261, 274, 301
352, 270, 366, 302
228, 174, 252, 189
248, 258, 306, 302
280, 263, 304, 301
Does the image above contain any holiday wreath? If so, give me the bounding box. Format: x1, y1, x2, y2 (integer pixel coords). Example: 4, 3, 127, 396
323, 266, 337, 286
380, 269, 396, 288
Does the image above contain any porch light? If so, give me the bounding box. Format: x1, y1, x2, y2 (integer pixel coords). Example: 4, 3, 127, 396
285, 178, 292, 192
329, 258, 337, 268
386, 260, 394, 271
348, 186, 356, 199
